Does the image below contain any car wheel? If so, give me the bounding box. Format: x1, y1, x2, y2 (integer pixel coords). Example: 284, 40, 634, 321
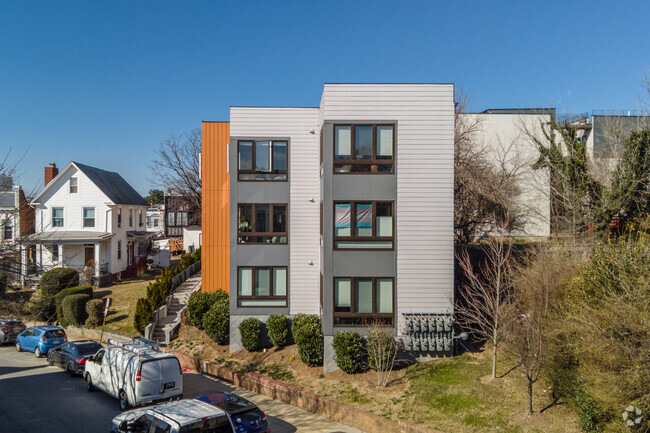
66, 362, 74, 376
47, 354, 54, 366
34, 347, 42, 358
118, 390, 129, 411
15, 341, 22, 352
86, 374, 95, 392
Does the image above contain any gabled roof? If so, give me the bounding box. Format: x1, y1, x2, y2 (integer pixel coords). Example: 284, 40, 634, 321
32, 161, 148, 207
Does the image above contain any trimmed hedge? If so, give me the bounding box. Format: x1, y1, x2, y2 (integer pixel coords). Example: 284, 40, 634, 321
85, 299, 104, 327
62, 294, 91, 326
35, 268, 79, 322
187, 290, 228, 330
203, 296, 230, 345
333, 331, 363, 374
239, 317, 261, 351
291, 314, 324, 367
266, 314, 289, 347
134, 298, 153, 334
54, 285, 93, 327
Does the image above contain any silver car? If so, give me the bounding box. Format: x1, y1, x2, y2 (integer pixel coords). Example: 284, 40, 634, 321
0, 319, 26, 344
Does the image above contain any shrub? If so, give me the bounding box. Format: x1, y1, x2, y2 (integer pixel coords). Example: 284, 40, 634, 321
133, 297, 153, 334
291, 314, 323, 367
178, 252, 196, 270
333, 331, 363, 374
0, 272, 7, 295
85, 299, 104, 327
54, 285, 93, 327
192, 247, 201, 261
266, 314, 289, 347
203, 296, 230, 344
239, 317, 261, 351
37, 268, 79, 322
30, 298, 54, 322
62, 294, 91, 326
367, 329, 398, 372
187, 290, 228, 330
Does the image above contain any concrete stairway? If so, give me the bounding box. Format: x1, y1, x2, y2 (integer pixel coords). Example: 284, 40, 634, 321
151, 272, 201, 343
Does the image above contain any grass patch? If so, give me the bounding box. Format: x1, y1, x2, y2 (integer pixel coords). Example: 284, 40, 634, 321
213, 357, 294, 382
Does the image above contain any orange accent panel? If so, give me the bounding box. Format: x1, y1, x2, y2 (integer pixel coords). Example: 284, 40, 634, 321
201, 121, 230, 293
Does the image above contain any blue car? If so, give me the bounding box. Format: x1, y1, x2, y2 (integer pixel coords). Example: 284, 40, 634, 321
15, 325, 67, 358
197, 393, 269, 433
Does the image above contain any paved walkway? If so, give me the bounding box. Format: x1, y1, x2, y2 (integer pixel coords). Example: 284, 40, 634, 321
152, 272, 202, 342
183, 371, 365, 433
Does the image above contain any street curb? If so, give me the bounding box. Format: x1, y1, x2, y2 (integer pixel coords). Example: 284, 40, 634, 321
173, 350, 444, 433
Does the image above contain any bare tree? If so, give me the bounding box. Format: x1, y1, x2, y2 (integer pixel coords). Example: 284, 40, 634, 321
455, 226, 515, 379
506, 247, 573, 415
149, 129, 202, 211
363, 323, 399, 387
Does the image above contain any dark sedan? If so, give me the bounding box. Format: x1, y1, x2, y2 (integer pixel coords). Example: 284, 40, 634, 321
197, 393, 269, 433
47, 340, 104, 376
0, 319, 26, 344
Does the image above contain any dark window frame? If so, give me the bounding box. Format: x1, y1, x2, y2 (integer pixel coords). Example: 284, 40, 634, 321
333, 277, 395, 327
3, 218, 12, 240
117, 209, 121, 228
237, 266, 288, 308
237, 203, 288, 244
333, 201, 394, 250
237, 139, 288, 182
333, 124, 395, 174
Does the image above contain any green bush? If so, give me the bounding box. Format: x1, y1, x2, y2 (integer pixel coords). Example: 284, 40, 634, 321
54, 285, 93, 327
203, 296, 230, 345
37, 268, 79, 323
291, 314, 323, 367
192, 247, 201, 262
178, 252, 196, 270
187, 290, 228, 330
266, 314, 289, 347
85, 299, 104, 327
133, 297, 153, 334
239, 317, 261, 351
62, 294, 91, 326
30, 298, 54, 322
333, 331, 363, 374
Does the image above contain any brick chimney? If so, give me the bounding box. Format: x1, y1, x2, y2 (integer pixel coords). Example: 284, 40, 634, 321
44, 162, 58, 186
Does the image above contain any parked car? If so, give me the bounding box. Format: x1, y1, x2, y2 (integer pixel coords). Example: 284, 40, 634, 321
111, 398, 235, 433
47, 340, 103, 376
84, 339, 183, 411
15, 325, 67, 358
0, 319, 26, 344
197, 393, 269, 433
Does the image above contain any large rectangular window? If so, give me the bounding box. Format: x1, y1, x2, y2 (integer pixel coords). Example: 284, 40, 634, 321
52, 207, 64, 228
333, 277, 394, 326
83, 207, 95, 228
238, 266, 287, 307
334, 201, 393, 249
334, 124, 394, 173
238, 204, 287, 244
238, 140, 288, 181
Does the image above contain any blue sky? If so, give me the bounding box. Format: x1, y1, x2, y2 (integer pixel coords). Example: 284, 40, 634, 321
1, 1, 649, 195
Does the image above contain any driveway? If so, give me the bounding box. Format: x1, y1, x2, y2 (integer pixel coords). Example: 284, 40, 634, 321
0, 345, 363, 433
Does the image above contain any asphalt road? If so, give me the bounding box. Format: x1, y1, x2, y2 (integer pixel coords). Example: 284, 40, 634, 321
0, 345, 363, 433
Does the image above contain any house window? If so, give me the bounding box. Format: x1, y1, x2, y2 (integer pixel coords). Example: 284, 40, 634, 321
117, 209, 122, 228
3, 219, 12, 240
52, 245, 59, 263
334, 201, 393, 249
334, 277, 394, 326
166, 212, 175, 227
334, 124, 394, 173
52, 207, 64, 228
69, 177, 78, 193
117, 240, 122, 260
237, 266, 287, 307
129, 209, 133, 227
153, 218, 158, 228
83, 207, 95, 228
238, 140, 288, 181
178, 211, 188, 226
138, 210, 143, 227
238, 204, 287, 244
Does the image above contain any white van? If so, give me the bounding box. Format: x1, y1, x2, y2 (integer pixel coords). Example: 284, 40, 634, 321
84, 339, 183, 411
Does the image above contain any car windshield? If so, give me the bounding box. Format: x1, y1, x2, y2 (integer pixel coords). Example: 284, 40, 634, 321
44, 330, 65, 339
76, 343, 102, 356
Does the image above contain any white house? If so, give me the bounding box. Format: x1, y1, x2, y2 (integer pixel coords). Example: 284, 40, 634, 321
22, 162, 151, 286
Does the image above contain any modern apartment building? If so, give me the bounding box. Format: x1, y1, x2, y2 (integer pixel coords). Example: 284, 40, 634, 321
203, 84, 455, 370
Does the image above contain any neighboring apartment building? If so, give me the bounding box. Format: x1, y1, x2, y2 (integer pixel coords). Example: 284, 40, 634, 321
164, 193, 200, 238
146, 206, 164, 236
461, 109, 553, 239
203, 84, 455, 370
22, 162, 151, 286
0, 175, 35, 283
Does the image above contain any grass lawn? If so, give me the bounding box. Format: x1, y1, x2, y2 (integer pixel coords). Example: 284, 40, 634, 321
93, 271, 159, 336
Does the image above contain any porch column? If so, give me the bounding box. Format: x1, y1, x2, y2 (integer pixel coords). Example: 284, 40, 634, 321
58, 244, 64, 268
20, 246, 27, 288
94, 243, 100, 277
